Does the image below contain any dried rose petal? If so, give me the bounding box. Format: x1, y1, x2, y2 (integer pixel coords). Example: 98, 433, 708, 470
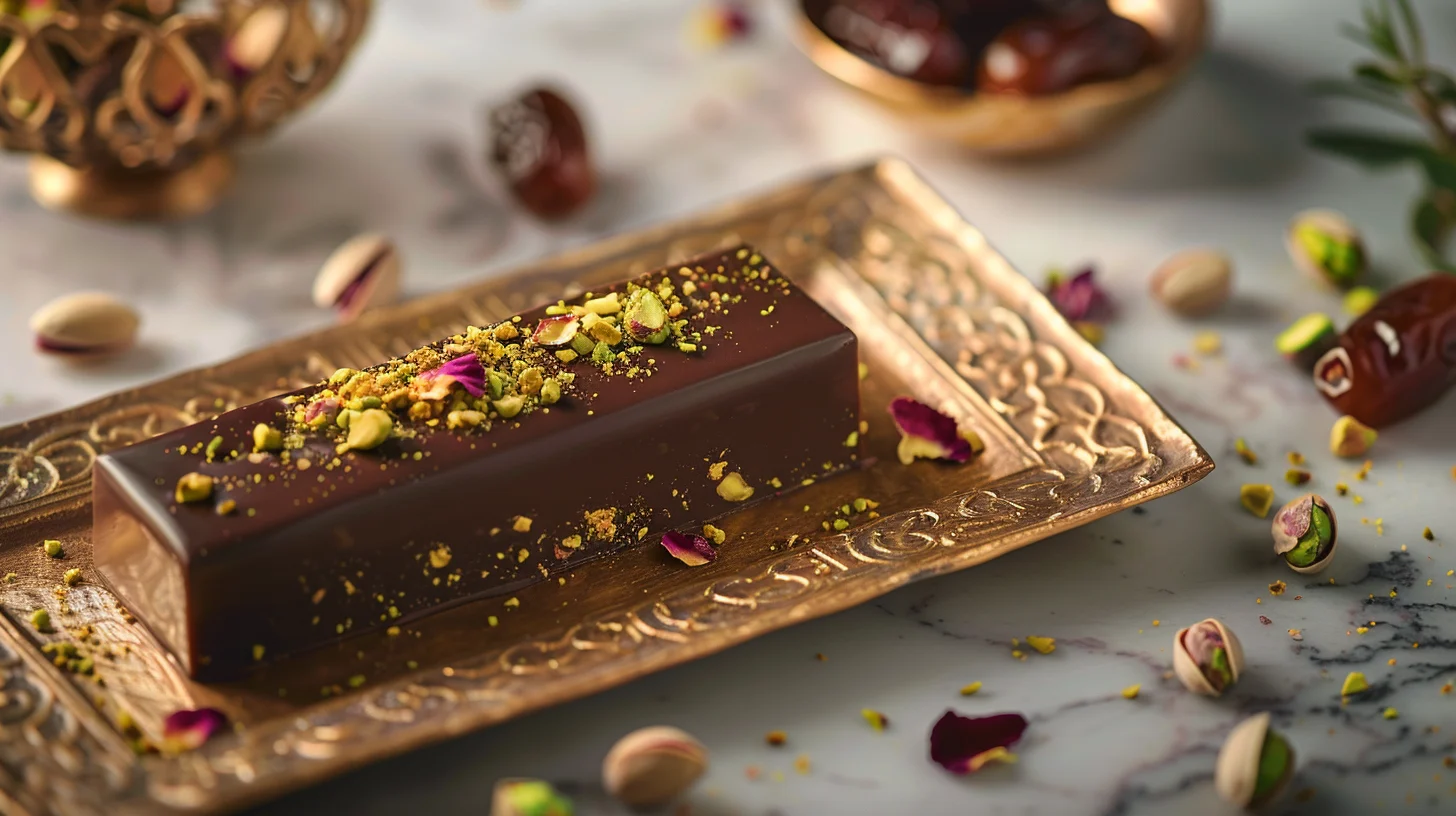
929, 710, 1027, 775
161, 707, 228, 752
661, 530, 716, 567
889, 397, 973, 465
304, 397, 340, 426
1046, 266, 1110, 323
532, 314, 580, 347
419, 355, 487, 398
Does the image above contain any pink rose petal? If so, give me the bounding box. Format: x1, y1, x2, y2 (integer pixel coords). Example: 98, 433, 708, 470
889, 397, 973, 465
661, 530, 716, 567
161, 707, 228, 752
929, 710, 1027, 775
1046, 266, 1110, 322
419, 355, 487, 398
304, 397, 340, 425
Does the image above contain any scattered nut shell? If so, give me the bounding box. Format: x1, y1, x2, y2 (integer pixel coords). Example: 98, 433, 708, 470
1272, 493, 1337, 575
1149, 249, 1233, 317
1173, 618, 1244, 696
313, 234, 401, 322
1286, 209, 1366, 289
30, 292, 140, 355
1215, 712, 1295, 809
1329, 415, 1377, 458
602, 725, 708, 809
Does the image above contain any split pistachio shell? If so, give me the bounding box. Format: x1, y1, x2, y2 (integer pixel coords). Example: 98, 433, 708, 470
1215, 713, 1295, 809
1149, 249, 1233, 317
30, 292, 140, 355
1271, 493, 1337, 575
1286, 209, 1366, 289
1172, 618, 1244, 696
602, 726, 708, 809
313, 234, 401, 321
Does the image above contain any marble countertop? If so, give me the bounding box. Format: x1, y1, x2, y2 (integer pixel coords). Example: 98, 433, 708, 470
3, 0, 1455, 813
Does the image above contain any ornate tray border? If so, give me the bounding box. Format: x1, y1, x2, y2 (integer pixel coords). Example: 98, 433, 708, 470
0, 159, 1211, 815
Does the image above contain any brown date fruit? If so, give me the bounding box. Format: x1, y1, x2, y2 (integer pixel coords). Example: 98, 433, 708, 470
977, 4, 1157, 95
488, 87, 595, 220
1313, 274, 1456, 428
812, 0, 1037, 87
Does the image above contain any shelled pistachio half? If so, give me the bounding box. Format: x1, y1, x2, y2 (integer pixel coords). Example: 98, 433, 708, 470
1272, 493, 1337, 574
1173, 618, 1243, 696
1215, 712, 1296, 810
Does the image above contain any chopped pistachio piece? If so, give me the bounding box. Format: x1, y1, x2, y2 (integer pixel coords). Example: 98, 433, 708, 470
716, 472, 754, 502
42, 539, 63, 559
493, 395, 525, 419
30, 608, 50, 632
175, 473, 214, 504
344, 409, 393, 451
252, 423, 283, 452
539, 379, 562, 405
1240, 484, 1275, 518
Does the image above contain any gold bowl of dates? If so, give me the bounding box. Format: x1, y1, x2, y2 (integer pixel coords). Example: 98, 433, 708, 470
794, 0, 1209, 156
0, 0, 369, 219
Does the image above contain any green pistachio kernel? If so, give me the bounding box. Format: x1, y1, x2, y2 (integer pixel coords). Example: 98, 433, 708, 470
1253, 730, 1292, 799
344, 409, 393, 451
43, 539, 63, 558
716, 472, 754, 502
487, 370, 507, 400
63, 568, 82, 586
252, 423, 283, 452
1284, 504, 1333, 567
539, 379, 562, 405
358, 395, 382, 410
625, 290, 669, 341
570, 332, 596, 356
493, 395, 525, 419
30, 609, 50, 632
328, 368, 358, 386
1295, 224, 1364, 286
518, 367, 544, 396
175, 472, 214, 504
833, 518, 850, 531
591, 341, 615, 364
677, 341, 699, 353
645, 325, 672, 345
554, 350, 578, 364
500, 780, 574, 816
1207, 646, 1233, 690
205, 435, 224, 461
1275, 313, 1335, 358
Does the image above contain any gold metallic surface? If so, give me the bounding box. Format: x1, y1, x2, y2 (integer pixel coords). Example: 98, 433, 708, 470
0, 0, 370, 219
0, 160, 1212, 815
792, 0, 1209, 155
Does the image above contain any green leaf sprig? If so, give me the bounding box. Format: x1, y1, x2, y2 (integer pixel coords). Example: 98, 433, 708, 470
1307, 0, 1456, 271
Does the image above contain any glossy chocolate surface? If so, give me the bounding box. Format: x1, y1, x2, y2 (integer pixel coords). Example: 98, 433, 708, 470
94, 247, 861, 680
1313, 275, 1456, 427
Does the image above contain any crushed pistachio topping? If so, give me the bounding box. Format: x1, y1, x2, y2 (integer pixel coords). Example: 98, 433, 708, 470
175, 473, 214, 504
716, 472, 754, 502
42, 539, 63, 559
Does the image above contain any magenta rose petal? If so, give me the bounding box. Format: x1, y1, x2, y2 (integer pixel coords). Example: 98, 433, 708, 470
661, 530, 716, 566
161, 707, 229, 752
1046, 266, 1110, 322
889, 397, 973, 465
929, 710, 1028, 775
419, 355, 488, 398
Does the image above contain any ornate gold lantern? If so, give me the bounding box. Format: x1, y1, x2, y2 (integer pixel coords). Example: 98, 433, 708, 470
0, 0, 370, 218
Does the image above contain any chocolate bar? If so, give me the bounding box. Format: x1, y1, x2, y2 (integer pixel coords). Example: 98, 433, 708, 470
94, 247, 861, 680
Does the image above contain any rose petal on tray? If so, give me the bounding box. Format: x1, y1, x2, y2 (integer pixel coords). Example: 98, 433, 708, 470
161, 707, 229, 752
889, 397, 975, 465
1046, 265, 1110, 322
662, 530, 716, 566
929, 710, 1028, 775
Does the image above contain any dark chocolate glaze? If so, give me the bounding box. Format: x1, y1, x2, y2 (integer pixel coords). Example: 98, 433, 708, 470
1313, 275, 1456, 427
94, 248, 861, 680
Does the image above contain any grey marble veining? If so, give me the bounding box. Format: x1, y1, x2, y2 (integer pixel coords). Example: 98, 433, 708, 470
2, 0, 1456, 813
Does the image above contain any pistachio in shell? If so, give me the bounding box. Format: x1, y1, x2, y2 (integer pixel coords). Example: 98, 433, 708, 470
312, 234, 401, 322
1215, 712, 1295, 809
30, 292, 140, 355
602, 725, 708, 808
1173, 618, 1244, 696
1272, 493, 1337, 574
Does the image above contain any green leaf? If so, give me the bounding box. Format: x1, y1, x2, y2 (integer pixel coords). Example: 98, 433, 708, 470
1361, 2, 1402, 59
1307, 78, 1420, 118
1390, 0, 1425, 64
1418, 150, 1456, 192
1353, 62, 1405, 86
1306, 128, 1431, 167
1411, 189, 1456, 272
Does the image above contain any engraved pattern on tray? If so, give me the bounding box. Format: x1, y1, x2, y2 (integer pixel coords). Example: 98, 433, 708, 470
0, 159, 1210, 815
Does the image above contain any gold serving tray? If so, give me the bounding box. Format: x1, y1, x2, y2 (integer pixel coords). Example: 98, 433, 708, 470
0, 159, 1211, 816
